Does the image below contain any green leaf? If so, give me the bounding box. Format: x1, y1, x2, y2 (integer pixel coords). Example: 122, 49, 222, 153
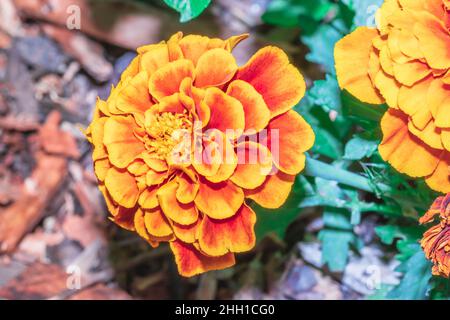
263, 0, 335, 30
302, 22, 344, 74
296, 98, 348, 160
344, 135, 378, 160
387, 250, 432, 300
341, 90, 387, 130
429, 277, 450, 300
310, 126, 343, 159
375, 225, 423, 246
368, 284, 396, 300
163, 0, 211, 22
319, 230, 355, 272
319, 207, 356, 272
322, 207, 352, 230
308, 75, 342, 113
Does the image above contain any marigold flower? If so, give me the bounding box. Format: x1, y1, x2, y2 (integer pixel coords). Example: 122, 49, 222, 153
85, 32, 315, 277
420, 193, 450, 278
335, 0, 450, 193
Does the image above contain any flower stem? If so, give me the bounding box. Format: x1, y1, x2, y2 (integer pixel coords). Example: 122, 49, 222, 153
304, 157, 391, 194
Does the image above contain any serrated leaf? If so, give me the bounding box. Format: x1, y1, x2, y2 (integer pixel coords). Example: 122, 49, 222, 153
344, 135, 378, 160
302, 22, 344, 74
163, 0, 211, 22
387, 250, 432, 300
308, 75, 342, 113
319, 230, 354, 272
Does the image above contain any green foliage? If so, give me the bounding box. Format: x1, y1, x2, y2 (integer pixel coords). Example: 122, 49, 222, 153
263, 0, 337, 32
319, 208, 357, 271
260, 0, 448, 300
253, 176, 306, 242
344, 135, 378, 160
163, 0, 211, 22
388, 250, 433, 300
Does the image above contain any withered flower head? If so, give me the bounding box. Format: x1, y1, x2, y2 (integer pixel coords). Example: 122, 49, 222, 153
420, 193, 450, 278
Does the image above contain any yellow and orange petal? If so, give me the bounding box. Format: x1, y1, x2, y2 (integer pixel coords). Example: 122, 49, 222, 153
334, 0, 450, 193
86, 32, 315, 277
420, 194, 450, 278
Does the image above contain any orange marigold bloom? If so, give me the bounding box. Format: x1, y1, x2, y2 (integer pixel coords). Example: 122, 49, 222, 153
420, 193, 450, 278
85, 32, 315, 277
335, 0, 450, 193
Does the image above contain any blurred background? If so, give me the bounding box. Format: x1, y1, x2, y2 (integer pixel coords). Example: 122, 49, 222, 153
0, 0, 428, 300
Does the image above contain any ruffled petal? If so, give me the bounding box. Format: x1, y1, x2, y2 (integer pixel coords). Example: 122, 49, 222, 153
170, 240, 235, 277
226, 80, 270, 133
236, 46, 306, 118
138, 187, 159, 209
379, 109, 441, 178
442, 129, 450, 151
144, 207, 173, 237
198, 204, 256, 257
334, 27, 384, 104
120, 55, 140, 81
139, 44, 170, 75
192, 138, 221, 177
392, 60, 431, 86
140, 152, 169, 172
398, 76, 432, 117
408, 119, 443, 150
194, 178, 244, 219
134, 209, 159, 247
99, 184, 118, 216
149, 59, 195, 102
425, 153, 450, 193
94, 158, 111, 182
178, 35, 227, 65
116, 71, 152, 116
428, 78, 450, 128
195, 48, 238, 88
157, 180, 199, 225
176, 173, 199, 204
179, 78, 209, 126
204, 130, 238, 184
413, 12, 450, 70
264, 110, 315, 175
127, 159, 149, 176
245, 171, 295, 209
105, 167, 139, 208
103, 116, 145, 169
231, 141, 272, 190
374, 70, 401, 108
111, 207, 137, 231
154, 93, 185, 114
90, 117, 108, 161
203, 87, 245, 139
146, 169, 167, 186
172, 219, 200, 244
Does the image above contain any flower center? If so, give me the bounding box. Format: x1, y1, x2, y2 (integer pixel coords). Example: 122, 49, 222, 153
145, 111, 192, 160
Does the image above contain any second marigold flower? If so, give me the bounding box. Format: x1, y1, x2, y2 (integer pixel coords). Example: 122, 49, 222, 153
334, 0, 450, 193
86, 32, 315, 277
